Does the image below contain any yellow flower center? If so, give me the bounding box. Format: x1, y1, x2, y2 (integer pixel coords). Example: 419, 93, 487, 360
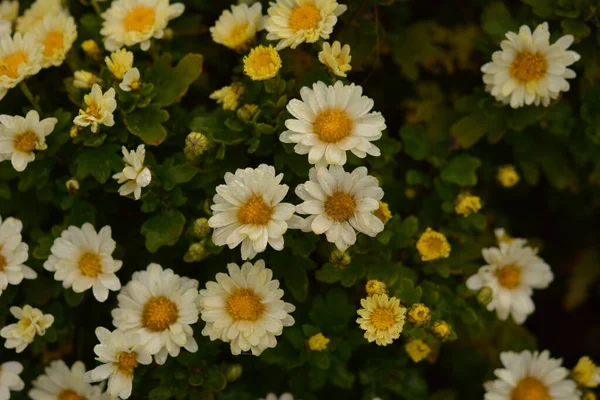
42, 30, 64, 57
226, 288, 264, 322
370, 307, 395, 330
510, 51, 547, 84
13, 131, 38, 153
78, 251, 102, 277
17, 317, 32, 331
58, 390, 88, 400
511, 377, 550, 400
84, 102, 100, 118
225, 23, 250, 49
289, 3, 321, 32
313, 109, 353, 143
237, 194, 273, 225
0, 51, 28, 79
324, 191, 356, 222
123, 6, 156, 33
142, 296, 179, 332
496, 264, 521, 289
0, 248, 6, 271
116, 351, 138, 377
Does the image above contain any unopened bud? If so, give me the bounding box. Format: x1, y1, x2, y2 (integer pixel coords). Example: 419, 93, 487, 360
65, 178, 80, 193
184, 242, 206, 263
70, 125, 80, 138
237, 104, 259, 122
407, 303, 431, 327
476, 286, 493, 306
73, 70, 101, 89
329, 248, 350, 268
193, 218, 211, 238
184, 132, 211, 159
81, 40, 102, 59
226, 364, 242, 382
430, 320, 451, 341
365, 280, 386, 296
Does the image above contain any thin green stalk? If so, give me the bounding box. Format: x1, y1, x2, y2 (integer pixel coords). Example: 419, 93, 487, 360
19, 81, 42, 114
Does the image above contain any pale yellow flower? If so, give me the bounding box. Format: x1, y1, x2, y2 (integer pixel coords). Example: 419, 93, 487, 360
243, 45, 281, 81
318, 41, 351, 77
416, 228, 451, 262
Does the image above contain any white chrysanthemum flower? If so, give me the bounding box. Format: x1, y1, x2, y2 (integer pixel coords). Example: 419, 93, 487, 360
105, 49, 134, 80
100, 0, 185, 51
119, 67, 141, 92
483, 350, 580, 400
15, 0, 64, 33
112, 263, 200, 365
73, 84, 117, 133
199, 260, 295, 356
0, 305, 53, 353
280, 81, 386, 166
466, 238, 553, 324
29, 360, 109, 400
73, 70, 102, 89
294, 166, 385, 251
265, 0, 347, 50
0, 361, 24, 399
0, 1, 18, 22
210, 2, 264, 51
112, 144, 151, 200
481, 22, 580, 108
259, 394, 295, 400
30, 12, 77, 69
84, 327, 152, 400
0, 33, 43, 101
318, 41, 351, 77
356, 294, 407, 346
44, 223, 123, 302
208, 164, 299, 260
0, 110, 57, 172
0, 216, 36, 297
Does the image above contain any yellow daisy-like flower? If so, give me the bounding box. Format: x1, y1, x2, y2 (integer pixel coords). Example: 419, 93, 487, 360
455, 194, 481, 217
365, 280, 386, 296
416, 228, 451, 262
372, 201, 392, 224
497, 165, 520, 187
243, 45, 281, 81
407, 303, 431, 327
573, 357, 600, 388
405, 339, 431, 363
210, 3, 264, 51
210, 82, 245, 111
356, 294, 407, 346
307, 333, 329, 351
31, 13, 77, 69
105, 48, 134, 80
430, 320, 451, 341
318, 41, 351, 77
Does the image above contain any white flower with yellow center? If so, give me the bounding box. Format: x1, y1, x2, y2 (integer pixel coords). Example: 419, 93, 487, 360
318, 41, 351, 77
265, 0, 347, 50
483, 350, 580, 400
0, 361, 24, 399
294, 166, 385, 251
73, 84, 117, 133
105, 49, 134, 80
84, 327, 152, 400
112, 144, 151, 200
0, 1, 18, 23
199, 260, 296, 356
210, 2, 265, 51
119, 67, 141, 92
0, 33, 43, 101
280, 81, 386, 166
0, 305, 54, 353
0, 216, 36, 297
31, 13, 77, 69
481, 22, 580, 108
208, 164, 298, 261
259, 394, 295, 400
356, 293, 407, 346
44, 223, 123, 303
0, 110, 57, 172
111, 263, 200, 365
29, 360, 109, 400
466, 238, 553, 324
100, 0, 185, 51
15, 0, 64, 33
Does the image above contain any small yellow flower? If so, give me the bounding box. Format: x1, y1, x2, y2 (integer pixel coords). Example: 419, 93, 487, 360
243, 45, 281, 81
573, 357, 600, 388
318, 41, 352, 77
416, 228, 451, 262
455, 194, 481, 216
405, 339, 431, 363
184, 132, 211, 159
237, 104, 259, 122
497, 165, 519, 188
81, 39, 101, 59
430, 320, 451, 341
407, 303, 431, 327
105, 48, 133, 80
210, 82, 245, 111
307, 333, 329, 351
365, 280, 386, 296
356, 294, 407, 346
372, 201, 392, 224
69, 125, 79, 138
583, 391, 597, 400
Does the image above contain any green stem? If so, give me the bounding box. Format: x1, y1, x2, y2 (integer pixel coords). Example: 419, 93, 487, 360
90, 0, 102, 16
19, 81, 42, 114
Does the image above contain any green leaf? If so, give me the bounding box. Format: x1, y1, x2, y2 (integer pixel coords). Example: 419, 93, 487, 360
124, 105, 169, 145
440, 154, 481, 187
400, 124, 429, 160
190, 113, 246, 145
147, 53, 203, 107
202, 368, 226, 392
159, 162, 197, 191
309, 289, 354, 334
451, 114, 487, 148
74, 144, 122, 183
481, 2, 516, 39
561, 19, 591, 40
141, 210, 186, 253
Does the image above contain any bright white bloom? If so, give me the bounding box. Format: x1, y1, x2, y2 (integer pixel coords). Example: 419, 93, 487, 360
73, 70, 102, 89
100, 0, 185, 51
73, 84, 117, 133
112, 263, 200, 365
105, 49, 134, 80
199, 260, 295, 356
265, 0, 347, 50
29, 360, 109, 400
119, 67, 141, 92
295, 166, 385, 251
0, 110, 57, 172
0, 216, 36, 297
280, 81, 386, 166
318, 41, 351, 77
481, 22, 580, 108
208, 164, 299, 260
483, 350, 579, 400
15, 0, 64, 32
84, 327, 152, 400
0, 20, 9, 36
0, 1, 18, 22
30, 13, 77, 69
112, 144, 151, 200
0, 33, 43, 101
0, 305, 53, 353
0, 361, 24, 399
44, 223, 123, 302
258, 394, 295, 400
210, 2, 265, 51
466, 238, 553, 324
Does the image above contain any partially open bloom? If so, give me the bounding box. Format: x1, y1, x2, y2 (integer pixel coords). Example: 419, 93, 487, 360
497, 165, 520, 187
0, 216, 36, 297
105, 49, 134, 80
0, 361, 24, 398
15, 0, 64, 33
73, 70, 102, 89
318, 41, 351, 77
483, 350, 580, 400
44, 223, 123, 302
210, 82, 245, 110
29, 360, 108, 400
430, 320, 451, 341
73, 84, 117, 133
405, 339, 431, 362
243, 45, 281, 81
113, 145, 151, 200
573, 357, 600, 388
1, 305, 54, 353
210, 2, 264, 51
199, 260, 296, 356
0, 110, 57, 172
100, 0, 185, 51
416, 228, 451, 262
119, 67, 141, 91
481, 22, 580, 108
407, 303, 431, 327
365, 280, 386, 296
357, 294, 406, 346
82, 39, 102, 59
372, 201, 392, 224
265, 0, 347, 50
0, 33, 43, 101
31, 12, 77, 68
307, 333, 329, 351
455, 194, 481, 216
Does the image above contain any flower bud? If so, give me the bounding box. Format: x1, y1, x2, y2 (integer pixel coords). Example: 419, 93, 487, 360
476, 286, 493, 306
193, 218, 211, 238
365, 280, 386, 296
430, 320, 451, 341
184, 132, 211, 159
184, 242, 206, 263
226, 364, 242, 382
407, 303, 431, 327
236, 104, 259, 122
65, 178, 80, 193
81, 40, 102, 59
